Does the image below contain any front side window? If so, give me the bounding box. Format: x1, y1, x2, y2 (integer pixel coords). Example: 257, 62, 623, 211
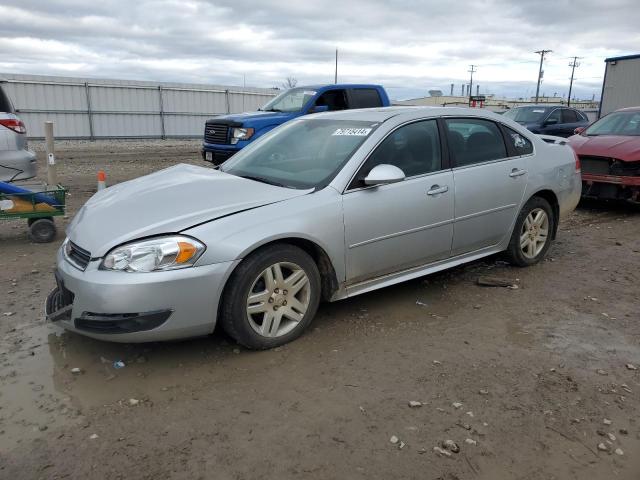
585, 111, 640, 136
260, 88, 316, 113
504, 127, 533, 155
546, 109, 561, 124
314, 89, 348, 111
351, 120, 442, 187
221, 119, 379, 189
445, 118, 507, 167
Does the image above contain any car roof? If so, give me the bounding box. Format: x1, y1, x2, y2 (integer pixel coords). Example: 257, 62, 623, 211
310, 106, 506, 122
615, 106, 640, 112
297, 83, 383, 90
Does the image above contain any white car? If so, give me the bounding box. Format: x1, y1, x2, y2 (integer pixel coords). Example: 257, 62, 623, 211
0, 81, 36, 182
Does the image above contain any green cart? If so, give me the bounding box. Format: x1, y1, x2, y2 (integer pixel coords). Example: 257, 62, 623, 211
0, 184, 67, 243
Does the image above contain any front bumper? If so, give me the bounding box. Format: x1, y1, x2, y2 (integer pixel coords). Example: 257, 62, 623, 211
49, 247, 238, 342
201, 143, 242, 165
581, 173, 640, 202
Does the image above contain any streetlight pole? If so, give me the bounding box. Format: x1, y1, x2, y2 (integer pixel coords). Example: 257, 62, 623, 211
468, 65, 476, 106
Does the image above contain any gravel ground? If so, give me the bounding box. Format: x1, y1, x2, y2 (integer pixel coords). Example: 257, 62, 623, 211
1, 140, 639, 480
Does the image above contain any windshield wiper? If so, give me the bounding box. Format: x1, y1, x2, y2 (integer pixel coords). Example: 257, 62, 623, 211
263, 108, 283, 112
237, 174, 288, 188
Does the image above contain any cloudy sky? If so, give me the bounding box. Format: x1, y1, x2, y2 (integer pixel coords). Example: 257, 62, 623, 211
1, 0, 639, 100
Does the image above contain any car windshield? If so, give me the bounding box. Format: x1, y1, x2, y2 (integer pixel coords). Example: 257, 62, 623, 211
503, 107, 548, 123
260, 88, 317, 113
221, 119, 379, 189
585, 111, 640, 136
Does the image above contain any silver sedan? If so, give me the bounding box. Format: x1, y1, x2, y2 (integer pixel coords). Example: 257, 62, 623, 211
47, 107, 581, 348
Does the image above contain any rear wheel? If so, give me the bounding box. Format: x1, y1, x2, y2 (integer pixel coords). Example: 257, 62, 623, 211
220, 244, 321, 349
29, 218, 57, 243
505, 197, 554, 266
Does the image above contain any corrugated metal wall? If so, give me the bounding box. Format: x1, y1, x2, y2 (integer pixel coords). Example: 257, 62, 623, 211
0, 73, 278, 139
600, 57, 640, 116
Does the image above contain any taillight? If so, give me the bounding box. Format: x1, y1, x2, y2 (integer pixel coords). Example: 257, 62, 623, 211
0, 118, 26, 134
573, 151, 581, 173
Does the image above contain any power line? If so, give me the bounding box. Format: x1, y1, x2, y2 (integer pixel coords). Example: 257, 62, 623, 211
534, 50, 552, 103
567, 56, 582, 107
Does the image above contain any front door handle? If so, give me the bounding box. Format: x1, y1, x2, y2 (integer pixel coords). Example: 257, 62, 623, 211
427, 185, 449, 196
509, 168, 527, 178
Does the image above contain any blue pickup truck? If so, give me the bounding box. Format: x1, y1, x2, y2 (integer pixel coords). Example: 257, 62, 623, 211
201, 83, 390, 164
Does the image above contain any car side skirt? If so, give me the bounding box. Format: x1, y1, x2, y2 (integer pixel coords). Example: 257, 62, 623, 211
331, 244, 505, 301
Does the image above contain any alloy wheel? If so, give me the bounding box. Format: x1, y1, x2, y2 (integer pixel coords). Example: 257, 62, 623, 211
246, 261, 311, 338
520, 208, 549, 259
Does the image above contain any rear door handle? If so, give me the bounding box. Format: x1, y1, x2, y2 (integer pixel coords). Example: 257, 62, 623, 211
509, 168, 527, 178
427, 185, 449, 196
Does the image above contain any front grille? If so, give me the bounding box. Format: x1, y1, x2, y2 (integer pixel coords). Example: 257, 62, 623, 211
204, 123, 230, 144
67, 241, 91, 270
580, 156, 611, 175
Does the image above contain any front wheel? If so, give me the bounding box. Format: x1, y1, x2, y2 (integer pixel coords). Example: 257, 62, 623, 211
220, 244, 321, 349
505, 197, 554, 267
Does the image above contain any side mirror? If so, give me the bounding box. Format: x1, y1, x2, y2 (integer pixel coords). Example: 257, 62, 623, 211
309, 105, 329, 114
574, 126, 585, 135
544, 118, 559, 126
364, 164, 405, 186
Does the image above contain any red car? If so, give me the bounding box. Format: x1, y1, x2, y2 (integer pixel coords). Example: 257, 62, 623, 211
568, 107, 640, 203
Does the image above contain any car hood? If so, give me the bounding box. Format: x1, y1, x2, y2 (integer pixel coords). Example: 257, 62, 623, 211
568, 134, 640, 162
209, 111, 299, 128
67, 164, 311, 257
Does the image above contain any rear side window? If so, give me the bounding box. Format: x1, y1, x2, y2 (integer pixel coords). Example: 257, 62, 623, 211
504, 126, 533, 155
0, 86, 14, 113
349, 88, 383, 108
444, 118, 507, 167
561, 108, 579, 123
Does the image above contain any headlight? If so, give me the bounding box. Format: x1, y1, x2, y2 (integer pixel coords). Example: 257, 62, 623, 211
230, 127, 255, 144
101, 235, 206, 273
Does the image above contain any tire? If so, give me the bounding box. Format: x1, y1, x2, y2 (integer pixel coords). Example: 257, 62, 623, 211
220, 244, 321, 349
29, 218, 57, 243
505, 196, 554, 267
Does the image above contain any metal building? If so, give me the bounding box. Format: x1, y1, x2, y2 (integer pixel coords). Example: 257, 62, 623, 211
0, 73, 278, 139
599, 53, 640, 117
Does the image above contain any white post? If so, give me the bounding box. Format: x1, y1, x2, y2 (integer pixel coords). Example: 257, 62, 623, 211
44, 121, 58, 186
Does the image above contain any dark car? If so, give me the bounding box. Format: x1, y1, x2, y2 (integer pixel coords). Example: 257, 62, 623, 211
503, 105, 589, 138
567, 107, 640, 203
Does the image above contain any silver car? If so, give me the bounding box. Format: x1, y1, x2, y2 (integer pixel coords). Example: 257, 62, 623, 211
0, 81, 37, 181
47, 107, 581, 348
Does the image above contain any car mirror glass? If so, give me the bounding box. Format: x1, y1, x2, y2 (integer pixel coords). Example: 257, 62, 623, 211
364, 164, 405, 186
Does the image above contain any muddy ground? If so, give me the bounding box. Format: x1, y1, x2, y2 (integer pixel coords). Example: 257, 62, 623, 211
1, 140, 639, 480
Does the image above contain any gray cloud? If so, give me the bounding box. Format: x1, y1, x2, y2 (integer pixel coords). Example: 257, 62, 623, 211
1, 0, 638, 99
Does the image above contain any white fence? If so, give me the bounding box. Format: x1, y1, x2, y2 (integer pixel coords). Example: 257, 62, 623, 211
0, 73, 278, 140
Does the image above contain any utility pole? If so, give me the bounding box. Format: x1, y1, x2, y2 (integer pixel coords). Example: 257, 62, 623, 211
567, 56, 581, 107
334, 49, 338, 84
534, 50, 552, 103
468, 65, 477, 106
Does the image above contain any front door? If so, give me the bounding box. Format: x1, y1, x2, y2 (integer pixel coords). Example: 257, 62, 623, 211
343, 119, 454, 283
443, 117, 530, 256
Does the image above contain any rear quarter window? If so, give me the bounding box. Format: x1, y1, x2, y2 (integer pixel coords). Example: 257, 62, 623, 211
504, 126, 533, 155
349, 89, 382, 109
0, 86, 15, 113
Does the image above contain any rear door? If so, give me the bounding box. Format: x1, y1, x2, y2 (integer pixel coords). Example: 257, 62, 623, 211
559, 108, 582, 137
444, 117, 529, 256
343, 119, 454, 283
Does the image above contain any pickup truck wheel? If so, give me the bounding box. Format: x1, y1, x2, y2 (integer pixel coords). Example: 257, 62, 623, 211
220, 244, 321, 349
505, 197, 554, 267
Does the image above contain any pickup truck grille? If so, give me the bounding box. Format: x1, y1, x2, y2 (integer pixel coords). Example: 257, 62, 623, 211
204, 123, 230, 144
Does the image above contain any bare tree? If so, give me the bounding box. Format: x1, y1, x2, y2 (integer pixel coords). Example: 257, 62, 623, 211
281, 77, 298, 89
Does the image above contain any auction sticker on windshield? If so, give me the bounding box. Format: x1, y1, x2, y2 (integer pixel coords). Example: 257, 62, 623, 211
332, 128, 372, 136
